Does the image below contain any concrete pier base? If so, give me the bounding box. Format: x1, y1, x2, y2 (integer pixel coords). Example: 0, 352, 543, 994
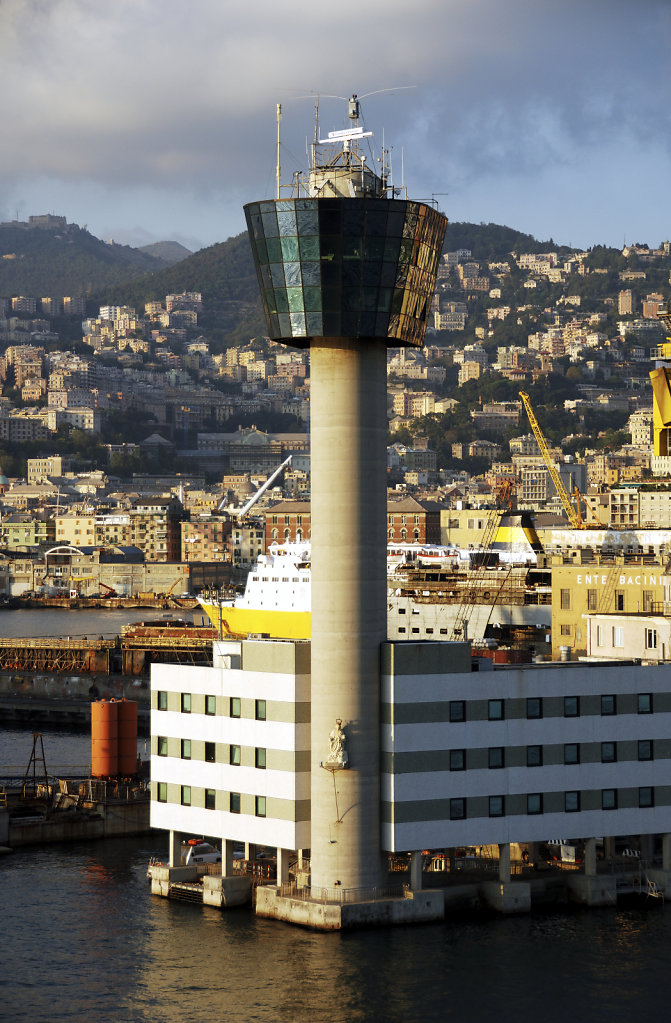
255, 887, 444, 931
202, 875, 252, 908
149, 864, 252, 907
567, 873, 617, 906
480, 881, 531, 914
150, 864, 197, 897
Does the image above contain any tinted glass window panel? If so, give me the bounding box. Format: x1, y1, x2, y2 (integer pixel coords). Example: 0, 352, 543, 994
527, 697, 542, 719
527, 793, 543, 815
489, 796, 504, 817
638, 693, 653, 714
601, 695, 616, 716
564, 696, 579, 717
450, 798, 465, 820
638, 740, 653, 761
527, 745, 543, 767
565, 791, 580, 812
488, 700, 504, 721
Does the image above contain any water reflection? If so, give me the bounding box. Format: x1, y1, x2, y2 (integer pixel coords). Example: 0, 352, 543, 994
2, 838, 671, 1023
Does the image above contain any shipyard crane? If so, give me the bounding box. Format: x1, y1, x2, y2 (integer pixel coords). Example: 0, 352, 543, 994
518, 391, 584, 529
449, 478, 514, 642
218, 455, 292, 518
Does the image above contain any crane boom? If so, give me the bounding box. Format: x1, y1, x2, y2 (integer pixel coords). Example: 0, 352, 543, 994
218, 455, 293, 517
518, 391, 580, 529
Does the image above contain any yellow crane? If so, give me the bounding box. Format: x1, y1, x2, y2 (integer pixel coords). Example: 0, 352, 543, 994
518, 391, 582, 529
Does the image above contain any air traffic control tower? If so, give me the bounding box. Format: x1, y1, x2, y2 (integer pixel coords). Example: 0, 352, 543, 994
244, 97, 447, 895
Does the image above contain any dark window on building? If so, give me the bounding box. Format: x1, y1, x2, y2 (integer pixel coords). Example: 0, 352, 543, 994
230, 696, 241, 718
255, 699, 267, 721
205, 695, 216, 716
205, 741, 216, 763
181, 693, 191, 714
488, 699, 504, 721
449, 798, 465, 820
526, 697, 542, 719
638, 739, 653, 761
157, 782, 167, 803
587, 589, 597, 611
488, 747, 504, 769
560, 589, 571, 609
527, 793, 543, 815
564, 696, 579, 718
229, 745, 241, 766
601, 694, 616, 716
564, 743, 580, 765
602, 788, 617, 810
255, 795, 266, 818
157, 690, 168, 711
638, 693, 653, 714
489, 795, 504, 817
615, 590, 625, 611
449, 749, 465, 771
449, 700, 465, 723
255, 747, 266, 770
180, 785, 191, 806
205, 789, 216, 810
157, 736, 168, 757
601, 741, 616, 763
230, 792, 240, 814
527, 745, 543, 767
639, 786, 654, 808
181, 739, 191, 760
565, 791, 580, 812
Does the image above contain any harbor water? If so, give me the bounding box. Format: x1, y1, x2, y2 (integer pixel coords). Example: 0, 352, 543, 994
1, 729, 671, 1022
2, 613, 670, 1021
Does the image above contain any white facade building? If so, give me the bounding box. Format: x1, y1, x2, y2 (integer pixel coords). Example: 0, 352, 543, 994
151, 639, 671, 887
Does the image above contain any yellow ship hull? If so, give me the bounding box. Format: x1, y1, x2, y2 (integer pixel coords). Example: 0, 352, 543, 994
199, 601, 312, 640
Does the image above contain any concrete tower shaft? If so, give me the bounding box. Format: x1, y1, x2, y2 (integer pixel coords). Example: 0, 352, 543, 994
309, 339, 387, 890
245, 178, 446, 893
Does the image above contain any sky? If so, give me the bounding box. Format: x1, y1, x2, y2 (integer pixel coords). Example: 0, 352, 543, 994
1, 0, 671, 254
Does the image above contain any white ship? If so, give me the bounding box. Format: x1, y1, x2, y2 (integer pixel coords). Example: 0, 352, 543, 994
199, 524, 550, 643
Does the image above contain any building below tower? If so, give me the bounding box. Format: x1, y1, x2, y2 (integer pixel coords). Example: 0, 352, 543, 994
149, 638, 671, 928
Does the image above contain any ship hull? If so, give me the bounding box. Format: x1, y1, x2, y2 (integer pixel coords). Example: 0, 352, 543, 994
199, 601, 311, 640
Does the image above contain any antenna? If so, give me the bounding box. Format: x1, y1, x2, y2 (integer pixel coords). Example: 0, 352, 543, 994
276, 104, 282, 200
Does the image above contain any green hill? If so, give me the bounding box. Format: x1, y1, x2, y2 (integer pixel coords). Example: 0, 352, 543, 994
0, 221, 164, 299
443, 222, 572, 261
96, 231, 266, 348
1, 216, 599, 351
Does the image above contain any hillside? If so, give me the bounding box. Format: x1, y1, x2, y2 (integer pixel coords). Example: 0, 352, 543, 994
138, 240, 193, 265
0, 221, 164, 298
1, 216, 621, 350
96, 231, 266, 347
442, 221, 572, 261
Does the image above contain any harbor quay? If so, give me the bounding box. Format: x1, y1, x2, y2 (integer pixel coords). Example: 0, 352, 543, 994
148, 637, 671, 928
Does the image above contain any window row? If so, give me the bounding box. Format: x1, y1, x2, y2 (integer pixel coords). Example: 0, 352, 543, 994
449, 787, 655, 820
447, 692, 654, 723
156, 692, 267, 720
450, 739, 654, 771
156, 783, 267, 817
157, 737, 267, 768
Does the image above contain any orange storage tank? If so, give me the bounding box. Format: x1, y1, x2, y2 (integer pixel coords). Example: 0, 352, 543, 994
117, 699, 138, 775
91, 699, 119, 777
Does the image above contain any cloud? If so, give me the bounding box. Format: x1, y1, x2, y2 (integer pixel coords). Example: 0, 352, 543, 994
1, 0, 671, 247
